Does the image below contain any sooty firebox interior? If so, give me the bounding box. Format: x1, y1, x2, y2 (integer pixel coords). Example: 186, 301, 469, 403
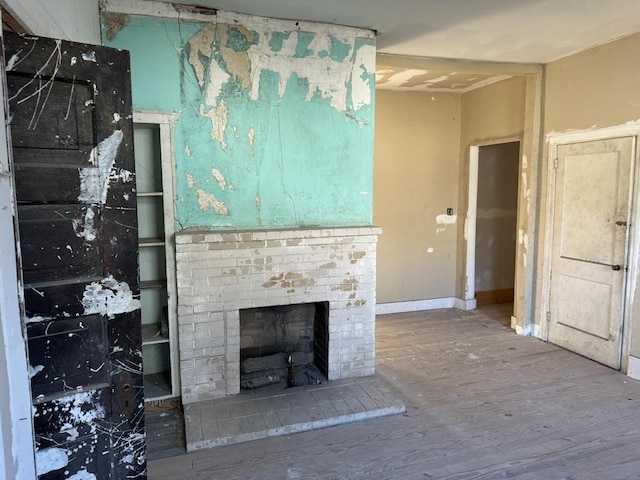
239, 302, 329, 390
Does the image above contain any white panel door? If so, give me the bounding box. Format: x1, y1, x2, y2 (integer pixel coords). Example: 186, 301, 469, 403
548, 137, 634, 369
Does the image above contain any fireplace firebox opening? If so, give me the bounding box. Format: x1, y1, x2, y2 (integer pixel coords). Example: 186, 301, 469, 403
239, 302, 329, 391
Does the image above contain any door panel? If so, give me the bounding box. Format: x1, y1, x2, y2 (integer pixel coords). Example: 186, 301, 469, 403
548, 137, 633, 369
4, 33, 146, 479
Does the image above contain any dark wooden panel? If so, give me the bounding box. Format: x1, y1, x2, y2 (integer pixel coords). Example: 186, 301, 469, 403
14, 165, 84, 204
34, 390, 111, 479
27, 315, 109, 399
18, 204, 101, 283
7, 74, 95, 162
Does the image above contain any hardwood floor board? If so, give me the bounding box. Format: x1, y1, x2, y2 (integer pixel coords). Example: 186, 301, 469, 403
148, 304, 640, 479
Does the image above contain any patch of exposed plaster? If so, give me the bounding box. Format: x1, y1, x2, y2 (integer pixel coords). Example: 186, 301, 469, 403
521, 170, 530, 214
187, 23, 215, 87
196, 189, 229, 215
436, 214, 457, 225
188, 13, 375, 117
186, 173, 195, 189
350, 44, 375, 110
248, 127, 255, 148
102, 12, 131, 41
218, 24, 254, 89
78, 130, 124, 204
200, 101, 228, 149
82, 276, 141, 319
185, 143, 192, 156
211, 168, 227, 190
36, 447, 68, 476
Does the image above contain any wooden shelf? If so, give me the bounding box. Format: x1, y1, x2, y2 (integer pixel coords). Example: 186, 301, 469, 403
139, 237, 165, 247
142, 322, 170, 345
138, 191, 163, 197
141, 279, 166, 290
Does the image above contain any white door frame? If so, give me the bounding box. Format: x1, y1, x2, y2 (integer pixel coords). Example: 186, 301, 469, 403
465, 137, 522, 306
542, 124, 640, 371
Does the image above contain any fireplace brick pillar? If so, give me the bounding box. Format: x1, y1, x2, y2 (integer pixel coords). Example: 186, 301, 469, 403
175, 227, 382, 404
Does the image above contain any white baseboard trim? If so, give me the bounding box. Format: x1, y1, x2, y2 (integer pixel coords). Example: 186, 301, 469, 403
376, 297, 475, 315
627, 356, 640, 381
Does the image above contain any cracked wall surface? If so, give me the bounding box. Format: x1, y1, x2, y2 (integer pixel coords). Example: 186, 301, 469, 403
102, 10, 376, 230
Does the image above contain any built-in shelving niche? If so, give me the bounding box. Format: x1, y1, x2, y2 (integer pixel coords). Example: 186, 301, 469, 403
133, 113, 179, 402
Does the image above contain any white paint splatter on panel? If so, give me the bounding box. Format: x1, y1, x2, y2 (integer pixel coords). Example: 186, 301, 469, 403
78, 130, 124, 204
82, 276, 141, 319
68, 469, 97, 480
81, 51, 96, 63
35, 447, 69, 476
72, 207, 96, 242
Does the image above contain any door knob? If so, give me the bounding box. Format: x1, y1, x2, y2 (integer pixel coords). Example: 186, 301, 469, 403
612, 264, 622, 271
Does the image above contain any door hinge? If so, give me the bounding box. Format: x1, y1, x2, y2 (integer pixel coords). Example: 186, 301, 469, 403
546, 311, 551, 322
553, 158, 559, 170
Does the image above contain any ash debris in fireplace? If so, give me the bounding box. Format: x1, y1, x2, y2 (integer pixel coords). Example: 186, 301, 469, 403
240, 351, 326, 390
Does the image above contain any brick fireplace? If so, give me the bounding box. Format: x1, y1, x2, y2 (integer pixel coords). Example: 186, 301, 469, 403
175, 227, 381, 404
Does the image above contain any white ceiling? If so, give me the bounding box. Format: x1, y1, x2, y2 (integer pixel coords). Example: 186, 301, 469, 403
176, 0, 640, 63
151, 0, 640, 91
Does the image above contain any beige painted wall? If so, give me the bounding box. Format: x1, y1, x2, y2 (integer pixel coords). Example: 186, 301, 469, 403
456, 77, 527, 298
541, 32, 640, 362
374, 90, 461, 304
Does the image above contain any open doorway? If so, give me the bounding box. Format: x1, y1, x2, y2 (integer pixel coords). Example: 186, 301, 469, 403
466, 141, 520, 306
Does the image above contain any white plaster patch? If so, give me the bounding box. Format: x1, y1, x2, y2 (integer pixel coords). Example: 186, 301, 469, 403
196, 189, 229, 215
186, 173, 195, 189
200, 101, 228, 149
248, 127, 255, 148
214, 12, 374, 113
436, 214, 457, 225
350, 44, 375, 111
81, 51, 96, 63
427, 247, 434, 254
36, 447, 68, 476
211, 168, 227, 190
72, 207, 96, 242
205, 59, 230, 105
82, 275, 141, 319
78, 130, 124, 204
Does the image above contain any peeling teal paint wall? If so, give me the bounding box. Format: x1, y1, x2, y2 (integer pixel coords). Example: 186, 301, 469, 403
103, 12, 375, 230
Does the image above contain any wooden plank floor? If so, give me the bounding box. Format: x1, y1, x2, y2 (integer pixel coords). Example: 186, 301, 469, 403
148, 304, 640, 479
